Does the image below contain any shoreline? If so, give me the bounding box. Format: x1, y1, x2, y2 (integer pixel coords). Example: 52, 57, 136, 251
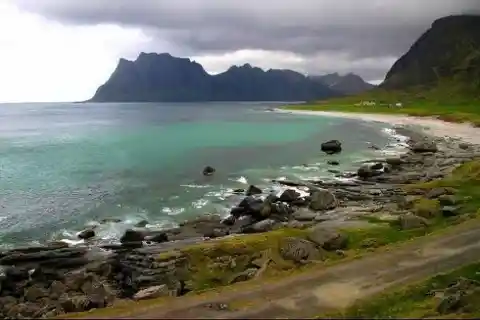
1, 113, 480, 318
273, 108, 480, 145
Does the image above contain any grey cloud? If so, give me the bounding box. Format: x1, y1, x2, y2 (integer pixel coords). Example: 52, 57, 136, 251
13, 0, 480, 80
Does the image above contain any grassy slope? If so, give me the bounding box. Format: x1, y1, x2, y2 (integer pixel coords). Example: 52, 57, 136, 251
320, 161, 480, 319
334, 262, 480, 319
288, 80, 480, 126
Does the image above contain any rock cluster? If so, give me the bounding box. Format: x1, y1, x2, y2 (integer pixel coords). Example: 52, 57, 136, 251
1, 127, 479, 318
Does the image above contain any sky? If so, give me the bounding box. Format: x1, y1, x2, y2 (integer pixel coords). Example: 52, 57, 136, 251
1, 0, 479, 103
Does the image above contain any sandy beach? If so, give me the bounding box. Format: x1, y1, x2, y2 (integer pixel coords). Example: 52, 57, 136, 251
275, 108, 480, 144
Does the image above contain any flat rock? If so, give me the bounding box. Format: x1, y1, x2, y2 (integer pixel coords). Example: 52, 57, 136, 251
133, 285, 170, 301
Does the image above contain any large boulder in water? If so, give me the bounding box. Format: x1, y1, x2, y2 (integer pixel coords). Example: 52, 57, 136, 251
246, 185, 262, 196
77, 229, 95, 240
120, 229, 145, 243
309, 190, 337, 211
321, 140, 342, 154
202, 166, 216, 176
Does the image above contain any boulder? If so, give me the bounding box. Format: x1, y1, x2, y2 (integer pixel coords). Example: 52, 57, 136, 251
386, 157, 404, 166
134, 220, 149, 228
246, 185, 263, 196
280, 238, 324, 263
321, 140, 342, 154
279, 189, 301, 202
438, 195, 458, 206
425, 188, 448, 199
59, 294, 91, 313
442, 206, 461, 217
228, 268, 258, 284
120, 229, 145, 243
357, 163, 384, 179
236, 196, 271, 219
77, 229, 95, 240
309, 190, 337, 211
145, 232, 169, 243
49, 280, 67, 300
24, 284, 48, 302
242, 219, 277, 234
202, 166, 215, 176
307, 227, 348, 251
292, 209, 318, 221
133, 285, 170, 301
398, 214, 430, 230
411, 140, 438, 153
458, 142, 470, 150
221, 215, 236, 226
100, 218, 122, 224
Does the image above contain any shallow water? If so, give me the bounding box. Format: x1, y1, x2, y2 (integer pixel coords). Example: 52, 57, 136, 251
0, 102, 401, 247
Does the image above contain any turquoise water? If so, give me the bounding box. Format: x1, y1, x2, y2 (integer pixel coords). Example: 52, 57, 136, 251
0, 102, 395, 247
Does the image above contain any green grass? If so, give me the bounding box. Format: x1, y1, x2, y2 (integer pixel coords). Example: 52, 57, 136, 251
288, 80, 480, 126
339, 262, 480, 319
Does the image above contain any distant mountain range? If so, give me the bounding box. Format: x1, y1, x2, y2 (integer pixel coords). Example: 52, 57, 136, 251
309, 73, 375, 95
89, 53, 373, 102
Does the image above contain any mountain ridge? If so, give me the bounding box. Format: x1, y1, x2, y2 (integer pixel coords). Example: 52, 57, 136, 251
90, 53, 372, 102
381, 14, 480, 93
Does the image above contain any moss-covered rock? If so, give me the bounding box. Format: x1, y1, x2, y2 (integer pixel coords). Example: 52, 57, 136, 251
413, 199, 441, 219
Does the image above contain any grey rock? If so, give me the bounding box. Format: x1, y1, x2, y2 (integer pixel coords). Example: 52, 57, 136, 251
120, 229, 145, 243
135, 220, 149, 228
442, 206, 461, 217
243, 219, 277, 233
438, 195, 458, 206
309, 190, 337, 211
133, 285, 170, 300
228, 268, 258, 284
425, 187, 448, 199
280, 237, 323, 263
398, 214, 430, 230
279, 189, 301, 202
203, 166, 215, 176
307, 227, 348, 251
412, 140, 438, 153
77, 229, 95, 240
321, 140, 342, 154
246, 185, 263, 196
292, 209, 318, 221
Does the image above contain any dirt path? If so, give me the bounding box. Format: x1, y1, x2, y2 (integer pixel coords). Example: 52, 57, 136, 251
80, 220, 480, 319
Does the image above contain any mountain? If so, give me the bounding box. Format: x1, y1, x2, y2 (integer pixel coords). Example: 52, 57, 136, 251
381, 15, 480, 91
90, 53, 340, 102
309, 73, 375, 95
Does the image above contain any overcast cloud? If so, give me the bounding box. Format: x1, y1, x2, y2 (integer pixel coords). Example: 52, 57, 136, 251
1, 0, 479, 102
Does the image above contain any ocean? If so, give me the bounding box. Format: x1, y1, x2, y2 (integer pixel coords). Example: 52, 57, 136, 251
0, 102, 404, 248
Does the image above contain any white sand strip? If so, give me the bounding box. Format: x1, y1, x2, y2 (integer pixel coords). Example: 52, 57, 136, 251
274, 108, 480, 145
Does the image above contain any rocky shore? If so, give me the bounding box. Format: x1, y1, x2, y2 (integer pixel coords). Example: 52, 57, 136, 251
1, 125, 479, 319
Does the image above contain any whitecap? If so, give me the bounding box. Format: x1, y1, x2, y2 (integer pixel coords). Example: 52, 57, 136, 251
192, 199, 209, 209
162, 207, 185, 216
181, 184, 212, 189
60, 238, 85, 246
236, 176, 248, 184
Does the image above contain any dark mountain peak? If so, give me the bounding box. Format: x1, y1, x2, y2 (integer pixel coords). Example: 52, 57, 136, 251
382, 14, 480, 89
309, 72, 374, 95
90, 53, 341, 102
